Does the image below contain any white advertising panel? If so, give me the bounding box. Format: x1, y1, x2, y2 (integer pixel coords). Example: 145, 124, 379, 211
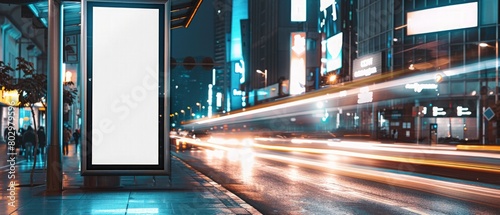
407, 2, 478, 35
83, 1, 168, 175
92, 6, 158, 165
291, 0, 307, 22
290, 32, 306, 95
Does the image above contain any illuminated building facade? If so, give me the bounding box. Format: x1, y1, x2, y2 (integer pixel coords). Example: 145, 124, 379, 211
204, 0, 499, 144
347, 0, 499, 143
0, 5, 46, 137
213, 0, 331, 110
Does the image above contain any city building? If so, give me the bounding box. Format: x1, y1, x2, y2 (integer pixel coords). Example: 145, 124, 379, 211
0, 4, 47, 136
192, 0, 499, 144
349, 0, 499, 143
211, 0, 356, 110
170, 56, 213, 127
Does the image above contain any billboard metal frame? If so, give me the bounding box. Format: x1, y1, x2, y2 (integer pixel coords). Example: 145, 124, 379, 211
81, 0, 170, 175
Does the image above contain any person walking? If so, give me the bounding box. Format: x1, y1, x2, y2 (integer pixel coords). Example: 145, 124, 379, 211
63, 126, 71, 156
17, 128, 24, 155
37, 127, 47, 159
3, 127, 8, 143
72, 129, 81, 154
22, 126, 38, 161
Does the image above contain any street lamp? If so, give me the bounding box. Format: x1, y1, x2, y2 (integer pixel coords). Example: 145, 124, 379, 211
256, 69, 267, 87
478, 42, 494, 145
479, 41, 499, 144
180, 110, 185, 120
328, 74, 337, 85
196, 102, 201, 114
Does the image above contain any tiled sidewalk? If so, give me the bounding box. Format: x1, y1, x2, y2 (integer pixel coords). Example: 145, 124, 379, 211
0, 143, 261, 215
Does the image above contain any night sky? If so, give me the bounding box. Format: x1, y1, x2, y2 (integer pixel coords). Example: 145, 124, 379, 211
171, 0, 215, 59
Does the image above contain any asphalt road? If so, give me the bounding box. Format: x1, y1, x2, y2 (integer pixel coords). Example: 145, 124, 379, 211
172, 138, 500, 214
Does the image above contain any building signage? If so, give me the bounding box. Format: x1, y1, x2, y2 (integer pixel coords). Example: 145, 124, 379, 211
357, 87, 373, 104
291, 0, 307, 22
484, 107, 495, 121
83, 0, 170, 175
407, 2, 478, 36
432, 106, 446, 116
352, 52, 382, 80
457, 106, 472, 116
290, 32, 306, 95
405, 83, 438, 93
319, 0, 342, 75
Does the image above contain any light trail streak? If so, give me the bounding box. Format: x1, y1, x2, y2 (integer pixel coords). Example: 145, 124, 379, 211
251, 142, 500, 173
189, 59, 498, 127
257, 137, 500, 159
179, 137, 500, 175
180, 138, 500, 208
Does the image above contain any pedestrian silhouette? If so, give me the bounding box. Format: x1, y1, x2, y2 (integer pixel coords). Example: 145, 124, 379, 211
37, 127, 47, 158
72, 129, 81, 154
22, 126, 38, 161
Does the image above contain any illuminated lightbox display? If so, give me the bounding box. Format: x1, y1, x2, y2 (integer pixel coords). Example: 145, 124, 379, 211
352, 52, 381, 80
291, 0, 307, 22
357, 87, 373, 104
83, 1, 168, 175
326, 33, 343, 72
405, 83, 438, 93
289, 32, 306, 95
319, 0, 342, 74
407, 2, 478, 36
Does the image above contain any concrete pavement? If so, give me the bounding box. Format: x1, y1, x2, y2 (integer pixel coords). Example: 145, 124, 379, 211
0, 142, 261, 215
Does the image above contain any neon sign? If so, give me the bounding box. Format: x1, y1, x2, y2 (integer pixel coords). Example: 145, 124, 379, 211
357, 87, 373, 104
457, 106, 472, 116
405, 83, 438, 93
352, 52, 382, 80
432, 106, 446, 116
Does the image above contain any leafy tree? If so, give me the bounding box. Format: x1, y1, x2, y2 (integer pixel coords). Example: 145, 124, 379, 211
0, 57, 77, 186
0, 60, 15, 90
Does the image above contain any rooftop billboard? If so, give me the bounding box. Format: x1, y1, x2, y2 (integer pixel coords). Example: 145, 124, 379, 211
407, 2, 478, 35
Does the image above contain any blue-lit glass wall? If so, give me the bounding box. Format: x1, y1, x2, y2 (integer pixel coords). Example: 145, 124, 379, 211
319, 0, 343, 74
229, 0, 248, 110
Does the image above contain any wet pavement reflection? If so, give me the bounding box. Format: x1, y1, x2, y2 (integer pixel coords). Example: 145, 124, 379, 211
0, 143, 260, 215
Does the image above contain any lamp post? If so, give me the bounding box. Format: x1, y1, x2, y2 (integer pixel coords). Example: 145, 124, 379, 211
196, 102, 202, 116
196, 102, 201, 111
478, 43, 486, 145
187, 106, 192, 119
256, 69, 267, 87
180, 110, 185, 120
478, 42, 499, 144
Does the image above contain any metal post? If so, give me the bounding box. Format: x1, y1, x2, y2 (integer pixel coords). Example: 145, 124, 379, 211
416, 114, 420, 145
478, 43, 486, 145
46, 0, 63, 192
264, 69, 267, 88
495, 22, 499, 144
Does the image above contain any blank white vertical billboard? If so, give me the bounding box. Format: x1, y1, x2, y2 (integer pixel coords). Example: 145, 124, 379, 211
83, 1, 168, 175
291, 0, 307, 22
290, 32, 306, 95
92, 6, 158, 165
407, 2, 478, 35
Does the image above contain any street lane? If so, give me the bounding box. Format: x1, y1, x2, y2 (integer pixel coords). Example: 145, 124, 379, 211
172, 137, 500, 214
